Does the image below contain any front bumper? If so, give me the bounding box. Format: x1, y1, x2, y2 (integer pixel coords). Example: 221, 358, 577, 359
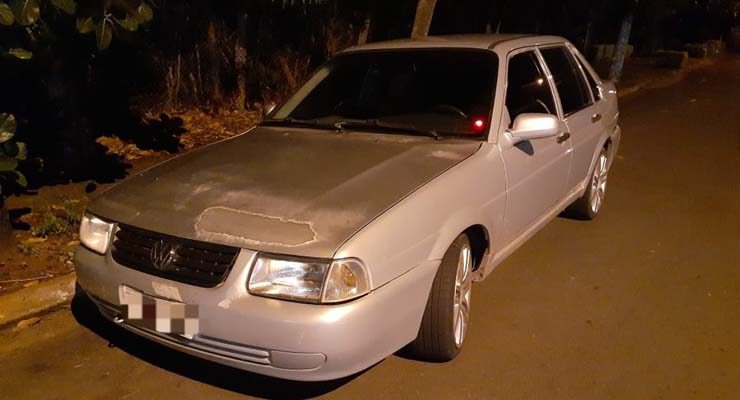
75, 246, 438, 381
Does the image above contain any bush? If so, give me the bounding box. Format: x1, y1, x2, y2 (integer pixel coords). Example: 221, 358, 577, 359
685, 43, 708, 58
0, 113, 28, 206
655, 50, 689, 69
28, 199, 85, 238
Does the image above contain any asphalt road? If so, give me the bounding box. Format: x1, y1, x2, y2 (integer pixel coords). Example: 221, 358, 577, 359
1, 57, 738, 400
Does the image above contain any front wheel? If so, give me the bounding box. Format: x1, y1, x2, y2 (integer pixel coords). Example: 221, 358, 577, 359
568, 148, 610, 220
406, 234, 473, 361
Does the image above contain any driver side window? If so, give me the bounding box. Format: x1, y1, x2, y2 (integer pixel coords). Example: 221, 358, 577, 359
506, 51, 557, 126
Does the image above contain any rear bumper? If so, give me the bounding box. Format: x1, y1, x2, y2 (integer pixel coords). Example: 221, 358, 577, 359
75, 246, 438, 381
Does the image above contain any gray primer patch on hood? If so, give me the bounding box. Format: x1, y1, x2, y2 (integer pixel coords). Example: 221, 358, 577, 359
88, 127, 481, 258
195, 207, 317, 247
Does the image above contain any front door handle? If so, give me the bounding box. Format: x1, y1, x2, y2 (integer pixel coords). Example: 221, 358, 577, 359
591, 113, 602, 123
556, 132, 571, 144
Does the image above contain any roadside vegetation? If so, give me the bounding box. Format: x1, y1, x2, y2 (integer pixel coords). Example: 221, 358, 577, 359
0, 0, 737, 292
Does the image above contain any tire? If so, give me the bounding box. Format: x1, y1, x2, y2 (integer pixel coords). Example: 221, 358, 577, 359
406, 234, 473, 362
567, 148, 610, 220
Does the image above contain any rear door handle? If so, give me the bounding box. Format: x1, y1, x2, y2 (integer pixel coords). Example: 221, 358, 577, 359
556, 132, 571, 144
591, 113, 602, 123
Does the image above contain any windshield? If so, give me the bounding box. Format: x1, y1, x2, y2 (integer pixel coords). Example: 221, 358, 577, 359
270, 49, 499, 139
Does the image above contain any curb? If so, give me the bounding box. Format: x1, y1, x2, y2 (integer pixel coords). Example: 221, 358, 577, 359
0, 272, 76, 329
618, 82, 651, 98
617, 58, 716, 99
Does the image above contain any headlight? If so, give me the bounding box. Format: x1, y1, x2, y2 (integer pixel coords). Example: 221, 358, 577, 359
248, 254, 371, 304
79, 213, 115, 254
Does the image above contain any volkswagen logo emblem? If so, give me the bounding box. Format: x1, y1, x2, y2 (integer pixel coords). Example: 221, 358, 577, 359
150, 240, 176, 271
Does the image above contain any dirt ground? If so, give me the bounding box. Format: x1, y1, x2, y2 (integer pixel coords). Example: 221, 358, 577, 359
0, 159, 158, 293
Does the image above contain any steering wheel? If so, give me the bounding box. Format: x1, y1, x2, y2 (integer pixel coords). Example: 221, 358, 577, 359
432, 104, 468, 119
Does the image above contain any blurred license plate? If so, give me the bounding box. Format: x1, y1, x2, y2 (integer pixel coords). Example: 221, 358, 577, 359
118, 285, 199, 337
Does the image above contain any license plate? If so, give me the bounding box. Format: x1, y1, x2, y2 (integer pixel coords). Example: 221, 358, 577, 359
118, 285, 199, 337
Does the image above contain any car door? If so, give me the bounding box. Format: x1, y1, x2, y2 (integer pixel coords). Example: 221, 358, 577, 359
499, 48, 572, 243
539, 45, 603, 190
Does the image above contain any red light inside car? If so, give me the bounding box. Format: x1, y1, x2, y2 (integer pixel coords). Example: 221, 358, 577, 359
472, 118, 486, 132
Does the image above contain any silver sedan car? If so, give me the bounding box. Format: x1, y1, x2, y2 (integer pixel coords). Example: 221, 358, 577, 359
75, 34, 620, 381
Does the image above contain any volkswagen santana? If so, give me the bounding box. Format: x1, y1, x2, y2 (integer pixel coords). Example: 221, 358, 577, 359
75, 34, 620, 381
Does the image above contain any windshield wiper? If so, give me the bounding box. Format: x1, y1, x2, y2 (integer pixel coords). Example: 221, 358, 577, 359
261, 117, 332, 129
334, 119, 442, 140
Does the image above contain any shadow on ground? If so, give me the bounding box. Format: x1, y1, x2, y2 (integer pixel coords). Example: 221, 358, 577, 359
70, 290, 361, 400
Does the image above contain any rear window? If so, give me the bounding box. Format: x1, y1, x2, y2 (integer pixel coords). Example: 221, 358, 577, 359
540, 47, 592, 115
581, 61, 603, 101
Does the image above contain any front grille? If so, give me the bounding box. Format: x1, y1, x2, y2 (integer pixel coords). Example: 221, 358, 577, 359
111, 224, 239, 288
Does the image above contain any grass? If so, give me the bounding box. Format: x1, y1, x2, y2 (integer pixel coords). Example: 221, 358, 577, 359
30, 199, 85, 238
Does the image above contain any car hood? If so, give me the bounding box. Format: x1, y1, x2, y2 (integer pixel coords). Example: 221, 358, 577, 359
89, 126, 481, 258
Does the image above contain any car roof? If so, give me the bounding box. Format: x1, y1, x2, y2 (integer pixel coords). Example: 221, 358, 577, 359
341, 34, 567, 54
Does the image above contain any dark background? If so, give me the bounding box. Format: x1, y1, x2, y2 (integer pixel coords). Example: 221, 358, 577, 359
0, 0, 738, 188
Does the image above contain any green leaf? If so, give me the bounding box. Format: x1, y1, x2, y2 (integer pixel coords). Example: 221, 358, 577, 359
134, 2, 152, 24
117, 15, 138, 31
1, 141, 18, 157
10, 0, 39, 26
95, 19, 112, 50
0, 156, 18, 172
0, 2, 15, 25
50, 0, 75, 15
8, 48, 32, 59
0, 113, 16, 143
76, 16, 94, 33
15, 142, 26, 160
13, 170, 27, 187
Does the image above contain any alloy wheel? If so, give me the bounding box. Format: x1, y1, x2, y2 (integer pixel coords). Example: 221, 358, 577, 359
590, 152, 609, 214
452, 242, 473, 348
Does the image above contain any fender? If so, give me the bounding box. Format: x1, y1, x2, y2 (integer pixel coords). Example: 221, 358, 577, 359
427, 207, 494, 262
335, 145, 505, 288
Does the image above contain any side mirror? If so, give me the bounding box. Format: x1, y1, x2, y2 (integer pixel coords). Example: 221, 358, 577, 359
508, 113, 564, 143
263, 102, 277, 118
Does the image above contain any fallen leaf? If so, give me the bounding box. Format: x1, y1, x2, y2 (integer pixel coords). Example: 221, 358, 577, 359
16, 317, 41, 329
24, 237, 47, 244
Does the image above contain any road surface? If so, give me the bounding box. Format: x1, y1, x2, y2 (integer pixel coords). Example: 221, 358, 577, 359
1, 57, 738, 400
